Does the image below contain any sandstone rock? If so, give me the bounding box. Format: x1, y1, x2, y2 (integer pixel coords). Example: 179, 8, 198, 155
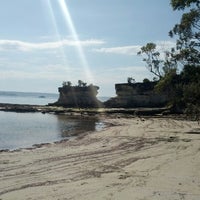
104, 82, 168, 108
52, 84, 103, 108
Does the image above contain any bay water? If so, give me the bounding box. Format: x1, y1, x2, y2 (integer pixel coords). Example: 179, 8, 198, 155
0, 91, 107, 150
0, 91, 58, 105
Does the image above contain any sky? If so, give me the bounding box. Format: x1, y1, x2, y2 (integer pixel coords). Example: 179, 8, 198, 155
0, 0, 183, 97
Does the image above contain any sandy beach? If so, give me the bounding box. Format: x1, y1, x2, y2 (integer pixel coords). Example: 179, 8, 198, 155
0, 115, 200, 200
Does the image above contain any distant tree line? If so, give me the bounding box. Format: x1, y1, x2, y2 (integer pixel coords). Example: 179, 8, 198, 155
62, 80, 88, 87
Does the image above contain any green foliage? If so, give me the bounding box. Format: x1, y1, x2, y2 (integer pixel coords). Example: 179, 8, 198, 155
67, 81, 72, 86
138, 43, 163, 78
169, 0, 200, 66
78, 80, 87, 87
127, 77, 135, 84
143, 78, 150, 83
140, 1, 200, 116
171, 0, 200, 10
155, 65, 200, 114
155, 69, 177, 93
183, 81, 200, 104
181, 64, 200, 82
138, 43, 177, 79
181, 65, 200, 108
137, 0, 200, 117
182, 76, 200, 118
62, 81, 72, 87
62, 81, 67, 87
169, 0, 200, 115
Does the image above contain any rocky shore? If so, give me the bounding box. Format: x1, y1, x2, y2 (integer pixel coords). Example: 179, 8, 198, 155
0, 103, 170, 116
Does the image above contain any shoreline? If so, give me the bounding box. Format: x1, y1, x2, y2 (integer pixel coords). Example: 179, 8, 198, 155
1, 115, 200, 199
0, 105, 189, 152
0, 117, 112, 153
0, 102, 170, 115
0, 112, 196, 153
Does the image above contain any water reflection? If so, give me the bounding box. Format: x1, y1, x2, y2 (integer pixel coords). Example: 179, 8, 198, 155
55, 115, 99, 137
0, 112, 104, 150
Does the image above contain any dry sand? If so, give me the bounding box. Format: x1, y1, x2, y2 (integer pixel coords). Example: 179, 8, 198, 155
0, 116, 200, 200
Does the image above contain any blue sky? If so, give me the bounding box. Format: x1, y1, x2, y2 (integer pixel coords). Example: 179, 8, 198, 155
0, 0, 183, 96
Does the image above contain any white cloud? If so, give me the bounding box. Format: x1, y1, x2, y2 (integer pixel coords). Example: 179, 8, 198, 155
156, 40, 176, 51
107, 66, 145, 72
0, 69, 68, 80
0, 63, 93, 82
94, 40, 176, 56
0, 39, 105, 52
94, 45, 141, 55
93, 65, 153, 84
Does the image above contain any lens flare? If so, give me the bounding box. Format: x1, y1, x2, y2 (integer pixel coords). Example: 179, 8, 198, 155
57, 0, 94, 83
46, 0, 71, 80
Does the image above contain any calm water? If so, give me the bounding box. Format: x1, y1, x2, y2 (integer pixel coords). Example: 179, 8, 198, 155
0, 111, 105, 150
0, 91, 108, 150
0, 91, 110, 105
0, 91, 58, 105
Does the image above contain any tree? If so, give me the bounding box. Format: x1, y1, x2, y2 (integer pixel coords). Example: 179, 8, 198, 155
62, 81, 67, 87
138, 0, 200, 116
138, 43, 177, 79
78, 80, 83, 87
82, 82, 87, 87
169, 0, 200, 66
78, 80, 87, 87
143, 78, 150, 83
127, 77, 135, 84
66, 81, 72, 86
62, 81, 72, 87
168, 0, 200, 115
155, 69, 181, 105
170, 0, 200, 10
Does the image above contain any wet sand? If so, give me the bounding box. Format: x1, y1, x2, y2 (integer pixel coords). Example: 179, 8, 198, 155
0, 116, 200, 200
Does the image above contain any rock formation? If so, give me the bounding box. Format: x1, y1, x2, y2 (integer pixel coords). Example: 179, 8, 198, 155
52, 84, 103, 108
104, 82, 168, 108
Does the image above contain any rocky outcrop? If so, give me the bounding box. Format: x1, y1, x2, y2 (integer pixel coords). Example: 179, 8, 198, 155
52, 84, 103, 108
104, 82, 168, 108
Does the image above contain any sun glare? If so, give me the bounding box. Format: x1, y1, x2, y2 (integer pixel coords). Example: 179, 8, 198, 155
46, 0, 71, 80
57, 0, 94, 83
